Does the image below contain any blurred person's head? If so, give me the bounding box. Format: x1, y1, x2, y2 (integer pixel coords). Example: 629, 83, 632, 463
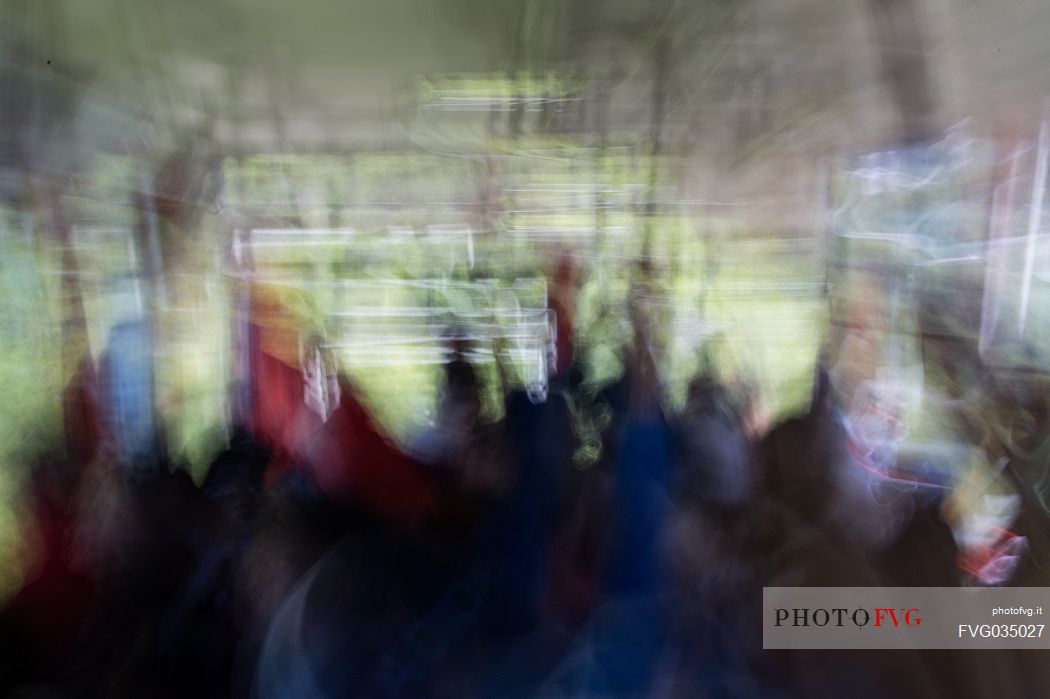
443, 356, 481, 424
146, 143, 210, 235
678, 376, 754, 509
828, 271, 888, 410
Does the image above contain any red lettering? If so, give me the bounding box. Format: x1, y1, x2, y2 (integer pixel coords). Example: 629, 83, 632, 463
874, 608, 904, 627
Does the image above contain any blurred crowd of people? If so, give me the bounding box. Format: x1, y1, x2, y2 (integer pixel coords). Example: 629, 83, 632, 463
6, 0, 1050, 695
1, 233, 1049, 699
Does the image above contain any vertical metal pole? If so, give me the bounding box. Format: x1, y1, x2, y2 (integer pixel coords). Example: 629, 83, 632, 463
1018, 121, 1048, 337
979, 143, 1024, 356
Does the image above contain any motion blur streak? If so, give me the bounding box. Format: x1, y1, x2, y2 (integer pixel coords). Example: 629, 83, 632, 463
1, 0, 1050, 697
